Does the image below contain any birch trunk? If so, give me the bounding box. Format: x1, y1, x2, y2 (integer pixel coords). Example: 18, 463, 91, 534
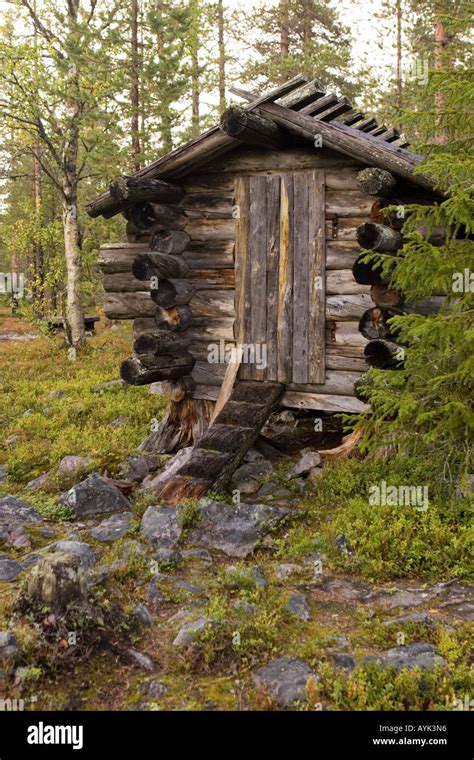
63, 193, 85, 348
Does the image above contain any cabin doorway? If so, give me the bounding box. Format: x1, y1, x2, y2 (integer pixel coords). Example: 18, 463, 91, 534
234, 170, 326, 385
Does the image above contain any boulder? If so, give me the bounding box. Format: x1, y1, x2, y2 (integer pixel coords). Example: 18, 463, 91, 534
365, 643, 446, 671
58, 473, 130, 517
50, 541, 96, 568
188, 500, 290, 558
288, 451, 321, 479
127, 648, 155, 672
232, 461, 274, 495
141, 505, 182, 551
89, 512, 133, 542
286, 593, 311, 621
0, 631, 22, 663
119, 455, 149, 483
173, 616, 213, 647
134, 604, 153, 626
56, 455, 92, 474
251, 657, 318, 708
0, 559, 22, 582
276, 563, 303, 581
25, 472, 50, 492
0, 496, 42, 525
24, 551, 90, 613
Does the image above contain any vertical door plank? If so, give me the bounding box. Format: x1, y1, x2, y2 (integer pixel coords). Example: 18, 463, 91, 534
292, 172, 310, 383
265, 176, 281, 381
235, 176, 252, 380
308, 169, 326, 383
249, 176, 268, 381
277, 174, 294, 383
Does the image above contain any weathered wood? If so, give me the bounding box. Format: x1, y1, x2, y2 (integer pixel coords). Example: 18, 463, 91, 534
158, 380, 285, 503
139, 398, 213, 454
125, 202, 187, 230
133, 330, 190, 355
210, 350, 241, 423
149, 377, 196, 402
327, 320, 369, 347
251, 99, 438, 194
120, 355, 194, 384
190, 289, 234, 318
277, 173, 294, 383
370, 284, 402, 307
364, 339, 405, 369
324, 168, 360, 190
249, 175, 268, 381
326, 245, 359, 270
149, 229, 191, 254
326, 269, 371, 295
308, 169, 326, 384
359, 306, 402, 340
184, 217, 235, 241
352, 254, 393, 285
205, 145, 353, 175
219, 105, 289, 149
325, 217, 361, 241
325, 190, 378, 217
234, 176, 249, 357
154, 304, 193, 332
148, 279, 195, 308
288, 369, 363, 396
104, 292, 156, 319
98, 244, 149, 274
326, 294, 373, 319
357, 167, 396, 196
281, 390, 369, 413
110, 175, 184, 204
266, 175, 281, 380
182, 239, 234, 269
292, 171, 310, 384
103, 272, 150, 293
186, 269, 235, 288
132, 252, 191, 281
357, 222, 403, 252
136, 351, 195, 372
277, 79, 324, 109
325, 347, 367, 372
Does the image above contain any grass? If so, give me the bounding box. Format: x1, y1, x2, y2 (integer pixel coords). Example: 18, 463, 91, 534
0, 306, 165, 489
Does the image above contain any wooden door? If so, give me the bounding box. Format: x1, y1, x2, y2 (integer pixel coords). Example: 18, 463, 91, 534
235, 170, 326, 384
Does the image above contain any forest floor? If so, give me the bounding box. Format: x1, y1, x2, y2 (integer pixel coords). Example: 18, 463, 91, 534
0, 306, 472, 711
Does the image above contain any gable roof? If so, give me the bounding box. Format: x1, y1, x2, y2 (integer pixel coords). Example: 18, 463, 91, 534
86, 73, 438, 220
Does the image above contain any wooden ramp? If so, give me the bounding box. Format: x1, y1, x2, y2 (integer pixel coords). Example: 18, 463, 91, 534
158, 381, 284, 505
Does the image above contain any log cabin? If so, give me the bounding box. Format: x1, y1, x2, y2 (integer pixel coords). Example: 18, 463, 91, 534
86, 73, 442, 503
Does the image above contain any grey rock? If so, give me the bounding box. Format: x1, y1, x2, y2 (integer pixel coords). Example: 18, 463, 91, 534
25, 472, 50, 492
56, 455, 92, 474
0, 631, 22, 662
0, 465, 7, 482
173, 581, 207, 598
317, 578, 371, 602
146, 680, 168, 699
119, 455, 149, 483
92, 379, 125, 393
188, 500, 290, 558
25, 551, 90, 612
368, 586, 440, 610
59, 473, 129, 517
128, 649, 155, 672
334, 534, 354, 556
173, 616, 212, 647
147, 581, 166, 608
51, 541, 96, 568
5, 526, 31, 550
365, 643, 446, 671
331, 653, 356, 671
134, 604, 153, 626
276, 563, 303, 581
288, 451, 321, 479
232, 461, 274, 494
40, 527, 56, 538
48, 390, 65, 399
308, 467, 324, 485
0, 496, 42, 525
286, 593, 311, 621
383, 612, 435, 627
232, 599, 258, 615
141, 505, 182, 551
251, 657, 318, 708
149, 382, 162, 395
89, 512, 133, 542
110, 416, 127, 428
153, 547, 183, 570
21, 553, 42, 570
0, 559, 22, 581
243, 447, 264, 463
182, 548, 213, 565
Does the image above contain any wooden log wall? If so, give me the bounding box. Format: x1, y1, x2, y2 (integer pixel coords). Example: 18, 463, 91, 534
99, 147, 437, 413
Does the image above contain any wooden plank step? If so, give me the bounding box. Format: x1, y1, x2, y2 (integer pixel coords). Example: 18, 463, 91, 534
157, 380, 284, 505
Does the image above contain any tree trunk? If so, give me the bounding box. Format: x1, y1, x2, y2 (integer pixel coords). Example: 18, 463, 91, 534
63, 193, 85, 348
217, 0, 226, 113
191, 50, 200, 136
33, 141, 44, 306
280, 0, 289, 59
396, 0, 402, 122
434, 18, 448, 144
131, 0, 140, 171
